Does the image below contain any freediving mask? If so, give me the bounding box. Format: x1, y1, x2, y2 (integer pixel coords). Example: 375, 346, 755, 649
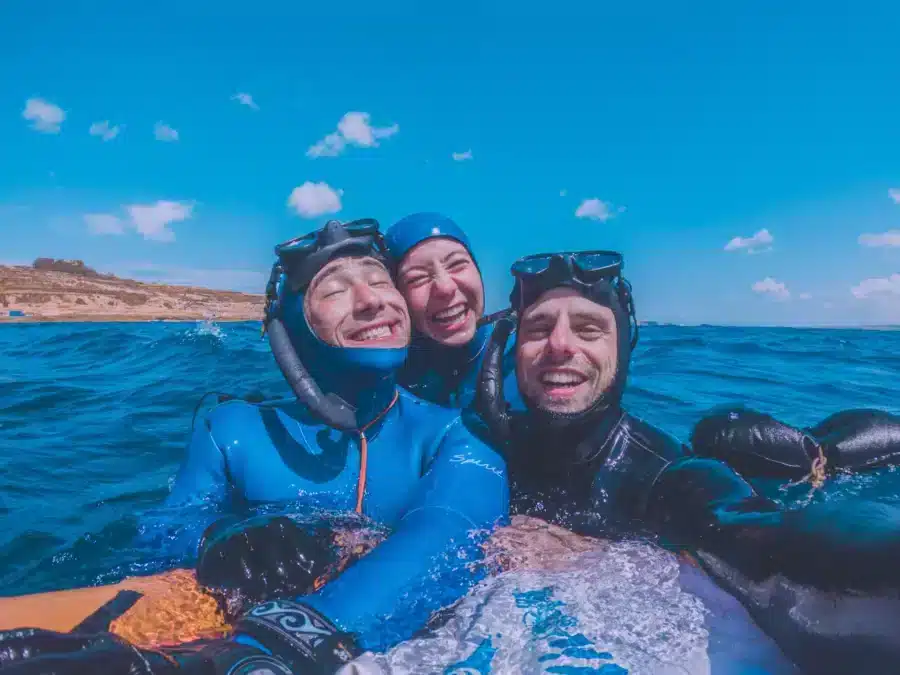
481, 250, 638, 350
275, 218, 389, 292
510, 251, 636, 345
264, 218, 390, 326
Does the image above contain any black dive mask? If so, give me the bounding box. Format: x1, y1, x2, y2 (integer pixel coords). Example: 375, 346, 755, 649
475, 251, 639, 443
261, 218, 394, 431
271, 218, 390, 293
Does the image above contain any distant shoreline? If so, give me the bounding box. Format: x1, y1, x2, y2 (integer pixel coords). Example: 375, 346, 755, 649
3, 316, 897, 331
0, 316, 262, 324
1, 262, 264, 324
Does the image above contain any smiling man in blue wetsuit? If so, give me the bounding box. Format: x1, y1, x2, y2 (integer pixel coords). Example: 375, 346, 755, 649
471, 249, 900, 674
0, 218, 508, 674
383, 212, 519, 410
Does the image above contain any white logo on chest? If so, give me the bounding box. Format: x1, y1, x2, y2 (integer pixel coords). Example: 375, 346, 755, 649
450, 453, 504, 478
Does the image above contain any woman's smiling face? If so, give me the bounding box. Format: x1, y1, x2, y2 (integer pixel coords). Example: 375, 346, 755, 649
397, 238, 485, 347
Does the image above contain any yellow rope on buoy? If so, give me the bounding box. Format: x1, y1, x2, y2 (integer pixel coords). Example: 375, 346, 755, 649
787, 436, 828, 492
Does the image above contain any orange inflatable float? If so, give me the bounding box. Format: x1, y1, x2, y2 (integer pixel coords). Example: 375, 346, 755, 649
0, 525, 383, 649
0, 569, 230, 648
0, 516, 629, 650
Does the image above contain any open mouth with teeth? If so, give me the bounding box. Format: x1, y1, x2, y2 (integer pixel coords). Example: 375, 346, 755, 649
428, 303, 470, 331
539, 370, 589, 397
345, 321, 401, 344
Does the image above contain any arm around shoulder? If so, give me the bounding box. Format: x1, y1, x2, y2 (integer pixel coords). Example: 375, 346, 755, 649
302, 416, 509, 651
132, 405, 234, 559
165, 407, 231, 508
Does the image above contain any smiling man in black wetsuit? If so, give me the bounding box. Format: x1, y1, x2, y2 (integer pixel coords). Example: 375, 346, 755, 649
472, 250, 900, 674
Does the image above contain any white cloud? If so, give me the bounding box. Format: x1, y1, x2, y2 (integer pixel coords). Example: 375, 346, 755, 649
22, 98, 65, 133
752, 277, 790, 301
287, 181, 343, 218
84, 213, 125, 235
125, 200, 193, 242
339, 112, 398, 146
452, 149, 473, 161
154, 122, 179, 142
575, 198, 615, 222
89, 120, 122, 141
306, 112, 398, 158
858, 230, 900, 247
851, 274, 900, 299
888, 188, 900, 204
308, 132, 345, 158
724, 228, 773, 253
83, 201, 193, 241
231, 92, 259, 110
798, 292, 812, 300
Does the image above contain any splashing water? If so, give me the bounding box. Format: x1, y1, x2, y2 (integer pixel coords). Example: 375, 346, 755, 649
348, 518, 797, 674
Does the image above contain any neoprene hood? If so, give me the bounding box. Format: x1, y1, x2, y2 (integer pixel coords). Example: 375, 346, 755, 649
475, 251, 639, 441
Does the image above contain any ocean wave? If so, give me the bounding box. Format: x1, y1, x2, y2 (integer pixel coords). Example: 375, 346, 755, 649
1, 322, 898, 600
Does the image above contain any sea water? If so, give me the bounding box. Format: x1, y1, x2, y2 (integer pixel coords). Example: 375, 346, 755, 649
1, 321, 898, 672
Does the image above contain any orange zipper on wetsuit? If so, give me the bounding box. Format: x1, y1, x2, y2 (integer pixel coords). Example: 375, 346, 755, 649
310, 390, 399, 592
353, 390, 399, 514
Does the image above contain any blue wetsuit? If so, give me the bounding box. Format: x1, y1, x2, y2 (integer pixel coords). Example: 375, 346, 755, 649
0, 222, 511, 674
166, 388, 508, 650
399, 322, 519, 410
157, 241, 510, 653
385, 212, 521, 410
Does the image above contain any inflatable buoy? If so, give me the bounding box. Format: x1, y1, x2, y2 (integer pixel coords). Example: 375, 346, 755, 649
0, 522, 387, 649
0, 569, 230, 649
691, 407, 900, 484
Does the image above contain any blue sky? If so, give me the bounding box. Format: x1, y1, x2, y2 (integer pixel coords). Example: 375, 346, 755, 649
2, 0, 900, 326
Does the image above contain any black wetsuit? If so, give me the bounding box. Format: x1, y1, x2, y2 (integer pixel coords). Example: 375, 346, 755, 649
505, 408, 690, 534
497, 405, 900, 675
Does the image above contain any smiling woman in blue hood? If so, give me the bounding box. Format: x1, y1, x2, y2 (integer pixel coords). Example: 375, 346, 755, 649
385, 212, 519, 409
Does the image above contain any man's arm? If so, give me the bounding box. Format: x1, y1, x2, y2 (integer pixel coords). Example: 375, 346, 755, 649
134, 409, 232, 559
648, 457, 900, 591
291, 419, 509, 652
649, 457, 900, 673
165, 416, 231, 508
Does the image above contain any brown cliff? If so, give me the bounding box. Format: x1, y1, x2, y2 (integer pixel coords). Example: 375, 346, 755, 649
0, 260, 264, 322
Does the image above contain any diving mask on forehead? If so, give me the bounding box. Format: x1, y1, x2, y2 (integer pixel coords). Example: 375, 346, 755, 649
476, 250, 639, 442
510, 251, 636, 340
274, 218, 390, 292
262, 218, 395, 432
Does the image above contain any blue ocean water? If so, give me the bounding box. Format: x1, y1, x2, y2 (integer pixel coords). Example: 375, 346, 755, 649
1, 320, 899, 598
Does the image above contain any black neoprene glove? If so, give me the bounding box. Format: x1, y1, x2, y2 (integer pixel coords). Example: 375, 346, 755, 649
651, 456, 900, 591
0, 628, 291, 674
196, 515, 336, 620
690, 406, 900, 480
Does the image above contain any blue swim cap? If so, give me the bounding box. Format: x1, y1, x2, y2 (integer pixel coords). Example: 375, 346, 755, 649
385, 212, 475, 264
